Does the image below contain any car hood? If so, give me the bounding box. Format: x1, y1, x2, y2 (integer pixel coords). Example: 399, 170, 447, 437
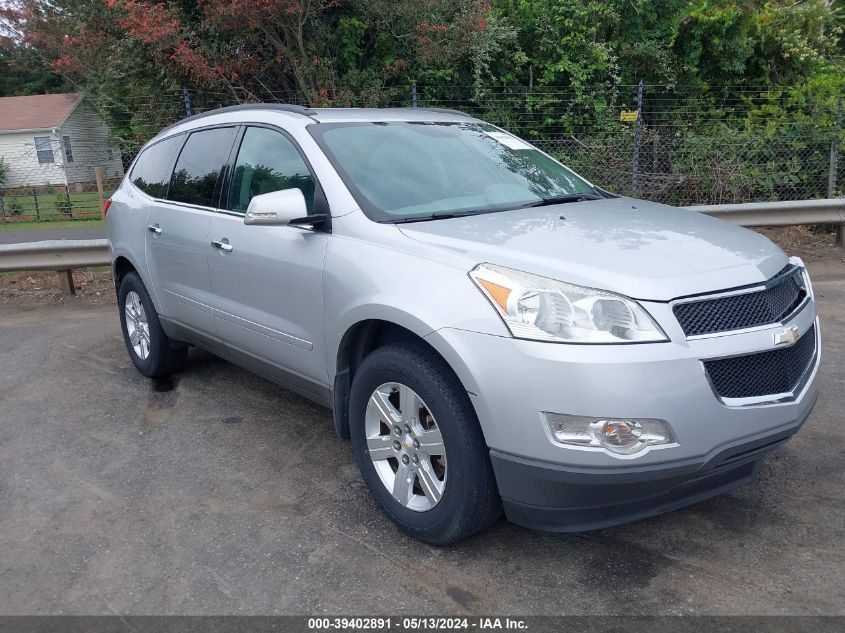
397, 197, 787, 301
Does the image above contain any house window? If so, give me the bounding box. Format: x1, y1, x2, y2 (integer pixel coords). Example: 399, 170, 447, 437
34, 136, 55, 164
62, 136, 74, 163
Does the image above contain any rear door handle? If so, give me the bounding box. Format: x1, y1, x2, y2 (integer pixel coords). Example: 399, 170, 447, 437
211, 239, 233, 252
147, 224, 162, 236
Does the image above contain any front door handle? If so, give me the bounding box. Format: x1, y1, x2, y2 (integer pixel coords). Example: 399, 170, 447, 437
147, 224, 162, 236
211, 239, 233, 252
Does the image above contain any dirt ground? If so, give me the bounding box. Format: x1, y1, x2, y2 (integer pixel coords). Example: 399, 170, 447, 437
0, 268, 116, 305
756, 226, 845, 266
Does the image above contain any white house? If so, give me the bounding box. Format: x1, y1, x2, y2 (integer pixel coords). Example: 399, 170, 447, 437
0, 93, 124, 189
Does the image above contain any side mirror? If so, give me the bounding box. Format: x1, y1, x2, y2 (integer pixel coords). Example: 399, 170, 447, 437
243, 188, 308, 226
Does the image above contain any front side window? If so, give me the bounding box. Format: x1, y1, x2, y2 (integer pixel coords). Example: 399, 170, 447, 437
228, 127, 315, 213
310, 121, 597, 222
34, 136, 54, 164
130, 134, 184, 198
168, 127, 237, 207
62, 135, 74, 163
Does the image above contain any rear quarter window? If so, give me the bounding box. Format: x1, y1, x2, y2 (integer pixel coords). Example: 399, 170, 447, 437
129, 134, 184, 198
167, 127, 237, 208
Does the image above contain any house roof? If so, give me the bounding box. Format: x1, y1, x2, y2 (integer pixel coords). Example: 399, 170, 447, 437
0, 93, 82, 132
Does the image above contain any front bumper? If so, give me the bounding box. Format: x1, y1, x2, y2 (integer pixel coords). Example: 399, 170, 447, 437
490, 410, 813, 532
424, 297, 819, 531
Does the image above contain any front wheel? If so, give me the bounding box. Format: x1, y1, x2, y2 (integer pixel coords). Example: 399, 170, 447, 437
118, 271, 187, 378
349, 342, 501, 544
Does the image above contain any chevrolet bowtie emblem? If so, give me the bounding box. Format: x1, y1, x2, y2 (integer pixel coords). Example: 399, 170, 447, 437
773, 325, 800, 347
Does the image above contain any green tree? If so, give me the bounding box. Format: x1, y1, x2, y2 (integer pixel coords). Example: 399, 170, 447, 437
0, 46, 65, 97
2, 0, 843, 149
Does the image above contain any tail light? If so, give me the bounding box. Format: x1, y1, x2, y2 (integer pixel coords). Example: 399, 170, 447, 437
103, 198, 112, 217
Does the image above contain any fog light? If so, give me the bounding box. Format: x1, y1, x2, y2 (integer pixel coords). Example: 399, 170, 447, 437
543, 413, 675, 456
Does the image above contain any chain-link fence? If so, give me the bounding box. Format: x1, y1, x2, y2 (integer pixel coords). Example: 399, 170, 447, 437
0, 139, 125, 221
531, 130, 837, 206
1, 83, 843, 222
412, 84, 845, 206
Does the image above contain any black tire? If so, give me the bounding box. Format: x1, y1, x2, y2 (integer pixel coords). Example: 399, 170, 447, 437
118, 271, 187, 378
349, 341, 501, 544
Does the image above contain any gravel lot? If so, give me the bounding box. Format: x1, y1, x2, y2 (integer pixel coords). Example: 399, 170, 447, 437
0, 256, 843, 616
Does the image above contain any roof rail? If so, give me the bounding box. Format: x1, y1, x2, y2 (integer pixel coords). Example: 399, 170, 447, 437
415, 107, 473, 117
160, 103, 316, 133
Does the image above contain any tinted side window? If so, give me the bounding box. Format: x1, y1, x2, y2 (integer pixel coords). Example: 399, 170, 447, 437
130, 134, 183, 198
228, 127, 315, 213
168, 127, 237, 207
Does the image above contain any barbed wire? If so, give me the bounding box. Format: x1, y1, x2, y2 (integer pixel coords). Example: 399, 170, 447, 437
1, 83, 843, 221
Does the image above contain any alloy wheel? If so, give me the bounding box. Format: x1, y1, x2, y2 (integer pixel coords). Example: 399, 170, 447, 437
364, 382, 447, 511
124, 290, 151, 360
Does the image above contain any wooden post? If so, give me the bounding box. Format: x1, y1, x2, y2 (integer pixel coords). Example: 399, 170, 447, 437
58, 270, 75, 296
95, 166, 104, 216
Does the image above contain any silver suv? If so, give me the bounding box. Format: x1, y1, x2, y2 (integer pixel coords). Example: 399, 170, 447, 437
107, 105, 819, 544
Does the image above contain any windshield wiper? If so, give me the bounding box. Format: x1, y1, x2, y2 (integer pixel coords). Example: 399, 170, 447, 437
386, 209, 490, 224
385, 193, 603, 224
521, 193, 603, 208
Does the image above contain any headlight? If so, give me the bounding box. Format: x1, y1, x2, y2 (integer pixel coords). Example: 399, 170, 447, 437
789, 256, 813, 299
469, 263, 667, 343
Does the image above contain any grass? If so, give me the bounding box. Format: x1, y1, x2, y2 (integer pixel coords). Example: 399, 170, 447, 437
1, 191, 107, 222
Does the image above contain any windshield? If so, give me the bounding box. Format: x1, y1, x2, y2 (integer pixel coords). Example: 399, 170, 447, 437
309, 121, 599, 222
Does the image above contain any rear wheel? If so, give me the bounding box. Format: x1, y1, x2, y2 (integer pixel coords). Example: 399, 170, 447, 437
118, 272, 187, 377
349, 342, 501, 544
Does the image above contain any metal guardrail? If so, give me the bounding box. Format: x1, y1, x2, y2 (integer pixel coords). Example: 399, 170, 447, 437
0, 239, 110, 295
686, 198, 845, 228
0, 239, 110, 271
0, 199, 842, 296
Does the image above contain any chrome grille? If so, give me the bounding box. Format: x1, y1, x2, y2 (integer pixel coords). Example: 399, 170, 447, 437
703, 324, 816, 400
674, 266, 805, 337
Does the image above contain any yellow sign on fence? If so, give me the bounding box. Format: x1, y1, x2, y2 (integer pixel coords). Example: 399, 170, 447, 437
620, 110, 639, 122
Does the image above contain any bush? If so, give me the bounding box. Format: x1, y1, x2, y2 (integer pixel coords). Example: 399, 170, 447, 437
6, 197, 24, 216
53, 194, 73, 218
0, 157, 7, 188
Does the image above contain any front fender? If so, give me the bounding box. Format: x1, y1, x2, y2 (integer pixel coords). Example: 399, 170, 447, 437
322, 231, 509, 380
